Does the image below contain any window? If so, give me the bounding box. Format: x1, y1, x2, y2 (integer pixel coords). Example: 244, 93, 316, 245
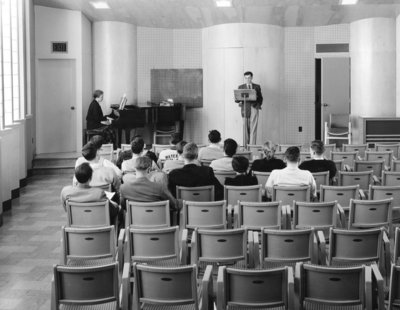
0, 0, 24, 129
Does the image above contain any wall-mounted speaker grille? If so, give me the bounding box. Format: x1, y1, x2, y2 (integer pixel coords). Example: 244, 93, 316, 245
51, 42, 68, 53
316, 43, 349, 53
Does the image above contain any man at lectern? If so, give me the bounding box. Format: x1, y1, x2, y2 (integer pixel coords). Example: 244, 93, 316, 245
236, 71, 263, 145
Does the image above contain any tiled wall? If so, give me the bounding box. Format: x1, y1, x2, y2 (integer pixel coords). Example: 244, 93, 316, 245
137, 27, 203, 143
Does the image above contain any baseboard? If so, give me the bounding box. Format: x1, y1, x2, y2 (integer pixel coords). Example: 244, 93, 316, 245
20, 178, 28, 188
11, 188, 20, 199
3, 199, 12, 211
27, 169, 33, 178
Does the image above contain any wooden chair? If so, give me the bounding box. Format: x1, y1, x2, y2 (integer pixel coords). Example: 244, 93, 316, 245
176, 185, 214, 201
375, 143, 400, 158
66, 200, 110, 227
354, 160, 385, 180
324, 113, 352, 145
271, 185, 310, 209
382, 171, 400, 186
273, 151, 285, 161
216, 266, 294, 310
392, 227, 400, 265
199, 159, 212, 167
224, 185, 262, 207
99, 143, 114, 161
331, 151, 358, 170
51, 262, 120, 310
214, 170, 236, 185
120, 143, 131, 152
235, 151, 252, 160
277, 144, 302, 152
338, 170, 375, 192
324, 144, 336, 160
182, 200, 227, 230
125, 200, 170, 228
392, 159, 400, 172
246, 144, 263, 160
300, 152, 312, 163
369, 185, 400, 223
388, 264, 400, 310
312, 171, 329, 196
365, 150, 393, 170
342, 143, 368, 159
295, 263, 383, 310
152, 143, 171, 157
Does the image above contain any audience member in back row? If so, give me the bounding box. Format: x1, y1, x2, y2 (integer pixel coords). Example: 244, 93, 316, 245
168, 142, 223, 200
120, 156, 178, 211
76, 135, 122, 179
75, 143, 120, 192
198, 130, 224, 161
121, 137, 159, 173
299, 140, 337, 182
163, 140, 187, 173
61, 163, 120, 223
250, 141, 286, 173
158, 133, 182, 162
265, 146, 316, 200
225, 156, 258, 186
210, 138, 238, 171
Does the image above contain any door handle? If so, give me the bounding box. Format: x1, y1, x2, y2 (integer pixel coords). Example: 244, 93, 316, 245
322, 103, 329, 107
70, 107, 75, 110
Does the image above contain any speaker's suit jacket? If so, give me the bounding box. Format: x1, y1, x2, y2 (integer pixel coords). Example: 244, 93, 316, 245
237, 83, 263, 118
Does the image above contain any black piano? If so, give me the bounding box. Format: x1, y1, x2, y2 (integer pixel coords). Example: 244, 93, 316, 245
111, 103, 185, 147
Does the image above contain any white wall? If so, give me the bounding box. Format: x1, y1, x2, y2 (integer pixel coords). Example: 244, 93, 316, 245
82, 15, 92, 130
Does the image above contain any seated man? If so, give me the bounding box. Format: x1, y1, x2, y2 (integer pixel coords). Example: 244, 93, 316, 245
265, 146, 316, 200
76, 135, 122, 179
198, 130, 224, 161
299, 140, 337, 182
225, 156, 258, 186
163, 140, 187, 173
158, 133, 182, 162
76, 143, 121, 192
120, 156, 177, 211
61, 163, 120, 222
168, 142, 223, 200
250, 141, 286, 173
210, 138, 238, 171
121, 137, 159, 173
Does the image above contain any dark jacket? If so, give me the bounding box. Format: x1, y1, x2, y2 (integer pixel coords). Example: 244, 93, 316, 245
86, 99, 106, 130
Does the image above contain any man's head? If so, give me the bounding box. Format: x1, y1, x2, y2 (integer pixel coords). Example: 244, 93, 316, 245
75, 163, 93, 184
310, 140, 325, 157
183, 142, 198, 161
170, 133, 182, 145
224, 138, 238, 157
284, 146, 301, 164
262, 141, 277, 160
208, 130, 221, 144
176, 140, 188, 155
244, 71, 253, 85
82, 143, 98, 161
89, 135, 104, 150
131, 137, 145, 155
134, 156, 152, 172
232, 156, 249, 173
93, 89, 104, 101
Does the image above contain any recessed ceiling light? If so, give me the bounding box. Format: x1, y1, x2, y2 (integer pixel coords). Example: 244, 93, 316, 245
216, 0, 232, 8
90, 1, 110, 9
340, 0, 358, 5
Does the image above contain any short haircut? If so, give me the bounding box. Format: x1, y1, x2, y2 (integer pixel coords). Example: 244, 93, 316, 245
208, 130, 221, 143
262, 141, 277, 159
285, 146, 300, 163
244, 71, 253, 77
93, 89, 104, 99
176, 140, 187, 155
131, 137, 145, 154
82, 143, 98, 161
89, 135, 104, 149
134, 156, 152, 171
232, 156, 249, 173
183, 142, 198, 160
170, 133, 182, 145
224, 138, 238, 157
75, 163, 93, 184
310, 140, 325, 155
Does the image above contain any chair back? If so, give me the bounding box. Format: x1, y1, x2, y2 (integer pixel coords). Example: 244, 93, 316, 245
342, 144, 368, 159
253, 171, 271, 188
388, 264, 400, 310
120, 143, 131, 152
369, 185, 400, 207
237, 201, 282, 230
393, 227, 400, 265
348, 198, 393, 231
338, 170, 373, 192
376, 143, 400, 158
247, 144, 263, 160
126, 200, 170, 228
393, 159, 400, 172
331, 151, 358, 169
320, 185, 359, 211
214, 170, 237, 185
53, 262, 119, 308
324, 144, 336, 160
382, 171, 400, 186
61, 225, 116, 265
261, 228, 315, 267
354, 160, 384, 177
235, 151, 252, 160
312, 171, 329, 194
278, 144, 302, 152
224, 185, 262, 206
176, 185, 214, 201
133, 263, 198, 309
99, 143, 114, 161
328, 227, 383, 267
152, 144, 171, 157
66, 200, 110, 227
183, 200, 227, 230
293, 201, 339, 231
126, 226, 180, 264
200, 159, 212, 167
332, 159, 344, 174
272, 185, 310, 206
300, 152, 312, 163
274, 151, 285, 161
365, 150, 393, 168
217, 266, 293, 310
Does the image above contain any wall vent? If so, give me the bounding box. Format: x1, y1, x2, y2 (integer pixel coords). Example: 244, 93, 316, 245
316, 43, 349, 53
51, 42, 68, 53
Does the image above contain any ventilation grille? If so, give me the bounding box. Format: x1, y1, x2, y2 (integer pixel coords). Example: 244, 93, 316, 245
316, 43, 349, 53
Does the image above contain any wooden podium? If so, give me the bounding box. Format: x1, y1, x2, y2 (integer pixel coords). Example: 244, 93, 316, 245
234, 89, 256, 148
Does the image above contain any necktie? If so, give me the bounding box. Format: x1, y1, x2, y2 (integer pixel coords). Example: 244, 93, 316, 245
248, 84, 251, 89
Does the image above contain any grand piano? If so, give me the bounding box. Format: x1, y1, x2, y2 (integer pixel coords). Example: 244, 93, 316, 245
111, 103, 185, 147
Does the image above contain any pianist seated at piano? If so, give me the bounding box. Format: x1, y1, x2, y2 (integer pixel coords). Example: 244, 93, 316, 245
86, 89, 118, 148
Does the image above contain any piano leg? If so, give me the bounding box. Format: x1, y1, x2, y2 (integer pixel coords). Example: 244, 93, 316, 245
125, 129, 131, 145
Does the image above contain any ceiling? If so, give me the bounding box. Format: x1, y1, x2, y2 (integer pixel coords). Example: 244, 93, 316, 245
33, 0, 400, 28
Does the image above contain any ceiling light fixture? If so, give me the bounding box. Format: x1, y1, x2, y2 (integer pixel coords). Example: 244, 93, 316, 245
215, 0, 232, 8
90, 1, 110, 9
340, 0, 358, 5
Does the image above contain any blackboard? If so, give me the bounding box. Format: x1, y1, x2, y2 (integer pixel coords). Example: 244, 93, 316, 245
151, 69, 203, 108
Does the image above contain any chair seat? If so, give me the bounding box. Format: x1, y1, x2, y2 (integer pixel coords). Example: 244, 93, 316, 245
263, 259, 311, 269
228, 306, 286, 310
60, 301, 117, 310
133, 257, 181, 267
142, 305, 197, 310
303, 300, 363, 310
66, 257, 115, 267
327, 127, 349, 135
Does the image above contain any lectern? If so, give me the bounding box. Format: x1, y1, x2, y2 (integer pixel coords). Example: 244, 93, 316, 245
234, 89, 256, 148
